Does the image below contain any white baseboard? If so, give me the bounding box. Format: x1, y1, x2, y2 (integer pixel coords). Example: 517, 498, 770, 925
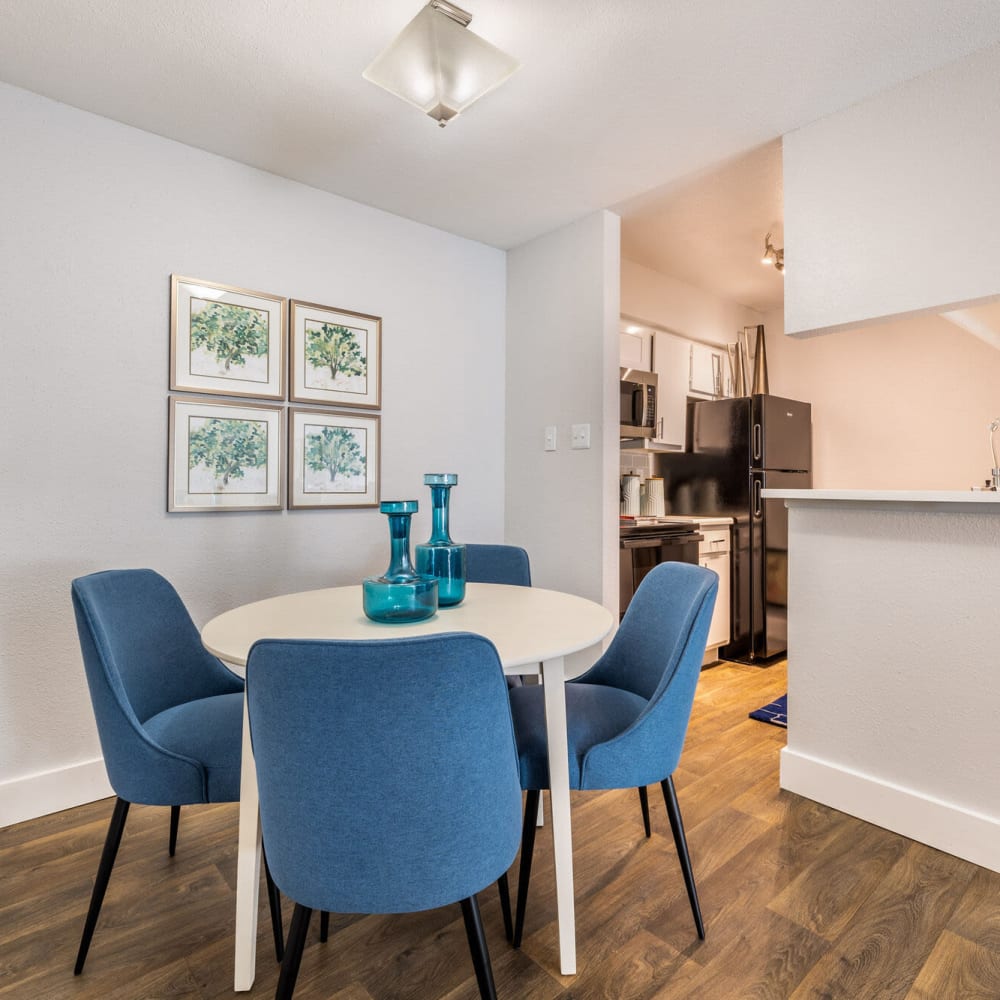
780, 747, 1000, 874
0, 758, 113, 828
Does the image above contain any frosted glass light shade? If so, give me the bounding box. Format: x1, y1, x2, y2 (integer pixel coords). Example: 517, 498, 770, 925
363, 2, 519, 126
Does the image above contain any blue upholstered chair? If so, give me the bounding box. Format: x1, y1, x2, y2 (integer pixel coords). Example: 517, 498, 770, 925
246, 633, 523, 1000
70, 569, 283, 973
508, 561, 718, 947
465, 543, 531, 589
465, 543, 531, 691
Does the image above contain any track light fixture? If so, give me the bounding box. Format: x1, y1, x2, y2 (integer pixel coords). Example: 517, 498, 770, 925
761, 233, 784, 273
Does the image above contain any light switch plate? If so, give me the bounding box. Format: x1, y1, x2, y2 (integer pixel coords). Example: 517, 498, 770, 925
571, 423, 591, 449
544, 425, 557, 451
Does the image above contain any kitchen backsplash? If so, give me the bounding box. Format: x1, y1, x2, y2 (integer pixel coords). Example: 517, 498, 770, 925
620, 450, 655, 481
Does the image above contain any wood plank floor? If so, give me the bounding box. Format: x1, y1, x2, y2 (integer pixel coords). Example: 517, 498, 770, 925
3, 659, 1000, 999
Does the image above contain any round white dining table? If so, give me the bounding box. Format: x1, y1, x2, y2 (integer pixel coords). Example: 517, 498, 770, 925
201, 582, 615, 990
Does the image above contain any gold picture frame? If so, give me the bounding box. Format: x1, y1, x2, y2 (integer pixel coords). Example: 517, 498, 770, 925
289, 300, 381, 409
170, 275, 286, 400
287, 407, 380, 509
168, 397, 284, 512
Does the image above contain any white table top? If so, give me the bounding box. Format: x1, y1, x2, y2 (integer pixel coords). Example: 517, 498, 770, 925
202, 582, 615, 670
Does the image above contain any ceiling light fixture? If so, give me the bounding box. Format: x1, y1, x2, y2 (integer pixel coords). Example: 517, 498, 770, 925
761, 233, 785, 273
363, 1, 520, 128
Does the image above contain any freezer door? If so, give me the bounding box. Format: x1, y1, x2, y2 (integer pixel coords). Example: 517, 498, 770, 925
749, 469, 811, 661
752, 395, 812, 472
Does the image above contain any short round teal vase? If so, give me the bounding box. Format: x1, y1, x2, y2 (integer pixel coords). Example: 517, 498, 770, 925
363, 500, 438, 623
415, 474, 466, 607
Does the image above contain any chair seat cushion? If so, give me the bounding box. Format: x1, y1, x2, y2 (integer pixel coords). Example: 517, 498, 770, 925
143, 692, 244, 802
508, 682, 647, 790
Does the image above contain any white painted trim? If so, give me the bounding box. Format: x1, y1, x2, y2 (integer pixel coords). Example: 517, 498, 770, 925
0, 758, 112, 828
780, 747, 1000, 874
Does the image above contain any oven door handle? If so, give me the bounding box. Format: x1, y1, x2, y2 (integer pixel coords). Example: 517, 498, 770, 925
621, 532, 703, 549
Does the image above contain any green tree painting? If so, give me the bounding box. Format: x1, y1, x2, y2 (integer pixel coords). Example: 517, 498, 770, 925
305, 425, 365, 490
190, 300, 269, 372
304, 322, 366, 387
188, 417, 268, 489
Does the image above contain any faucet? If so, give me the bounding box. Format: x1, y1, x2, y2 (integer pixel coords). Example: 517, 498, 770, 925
990, 417, 1000, 489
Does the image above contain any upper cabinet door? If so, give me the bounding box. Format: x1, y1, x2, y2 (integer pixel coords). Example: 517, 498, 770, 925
651, 331, 689, 450
619, 330, 652, 370
689, 342, 726, 397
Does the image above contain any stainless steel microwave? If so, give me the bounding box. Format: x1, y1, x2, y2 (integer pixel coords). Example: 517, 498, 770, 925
620, 367, 657, 438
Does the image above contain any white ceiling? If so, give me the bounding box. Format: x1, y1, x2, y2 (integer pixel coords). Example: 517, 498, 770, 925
3, 1, 1000, 312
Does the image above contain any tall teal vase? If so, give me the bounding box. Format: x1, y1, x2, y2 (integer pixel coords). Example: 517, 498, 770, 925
363, 501, 438, 623
415, 474, 466, 607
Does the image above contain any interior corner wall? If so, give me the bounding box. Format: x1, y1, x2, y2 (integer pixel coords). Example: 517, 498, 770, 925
783, 42, 1000, 336
621, 258, 763, 342
505, 211, 621, 624
762, 307, 1000, 490
0, 82, 507, 826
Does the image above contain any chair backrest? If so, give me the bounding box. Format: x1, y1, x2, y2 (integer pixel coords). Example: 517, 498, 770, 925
464, 543, 531, 587
71, 569, 244, 801
246, 633, 522, 915
576, 562, 718, 787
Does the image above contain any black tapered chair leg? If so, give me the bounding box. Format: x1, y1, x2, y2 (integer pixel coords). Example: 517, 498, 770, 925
637, 785, 652, 838
74, 796, 130, 975
262, 845, 284, 962
512, 788, 540, 948
496, 872, 513, 942
460, 895, 498, 1000
660, 775, 705, 940
169, 805, 180, 857
275, 903, 312, 1000
319, 910, 330, 943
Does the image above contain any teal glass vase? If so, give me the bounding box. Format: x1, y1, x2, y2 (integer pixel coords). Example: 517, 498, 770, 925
363, 500, 438, 623
415, 473, 466, 607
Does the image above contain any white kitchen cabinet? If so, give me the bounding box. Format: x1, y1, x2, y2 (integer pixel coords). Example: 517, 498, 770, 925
689, 341, 726, 398
651, 330, 689, 450
699, 525, 732, 662
619, 330, 652, 370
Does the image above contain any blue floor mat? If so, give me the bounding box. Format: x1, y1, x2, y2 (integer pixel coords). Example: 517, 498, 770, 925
749, 693, 787, 728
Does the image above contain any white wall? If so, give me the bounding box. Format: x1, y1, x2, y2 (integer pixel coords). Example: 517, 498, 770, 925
0, 83, 507, 825
505, 211, 620, 624
783, 42, 1000, 335
763, 307, 1000, 490
621, 258, 763, 344
780, 497, 1000, 872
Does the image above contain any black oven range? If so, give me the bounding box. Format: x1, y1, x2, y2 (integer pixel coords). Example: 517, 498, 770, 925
619, 519, 702, 620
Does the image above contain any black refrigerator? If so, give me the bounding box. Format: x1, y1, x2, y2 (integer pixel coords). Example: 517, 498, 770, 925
674, 394, 812, 663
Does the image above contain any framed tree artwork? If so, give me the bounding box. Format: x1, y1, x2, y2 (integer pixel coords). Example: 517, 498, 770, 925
288, 408, 380, 509
168, 397, 284, 511
289, 300, 381, 409
170, 275, 286, 400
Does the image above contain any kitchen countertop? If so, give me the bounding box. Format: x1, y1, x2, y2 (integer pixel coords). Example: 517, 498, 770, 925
660, 514, 734, 527
762, 488, 1000, 513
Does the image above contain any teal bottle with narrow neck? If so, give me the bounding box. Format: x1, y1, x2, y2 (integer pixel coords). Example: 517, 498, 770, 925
415, 474, 466, 607
363, 500, 438, 622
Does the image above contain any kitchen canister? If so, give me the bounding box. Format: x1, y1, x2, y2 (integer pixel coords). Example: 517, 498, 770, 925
621, 473, 641, 516
643, 476, 666, 517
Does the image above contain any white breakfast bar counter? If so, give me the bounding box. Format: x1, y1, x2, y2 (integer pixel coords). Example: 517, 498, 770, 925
761, 489, 1000, 872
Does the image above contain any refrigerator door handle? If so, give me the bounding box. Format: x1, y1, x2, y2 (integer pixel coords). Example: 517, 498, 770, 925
753, 423, 762, 462
753, 477, 762, 518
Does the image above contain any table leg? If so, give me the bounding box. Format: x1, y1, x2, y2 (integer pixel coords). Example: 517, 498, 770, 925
234, 694, 261, 991
539, 655, 576, 976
